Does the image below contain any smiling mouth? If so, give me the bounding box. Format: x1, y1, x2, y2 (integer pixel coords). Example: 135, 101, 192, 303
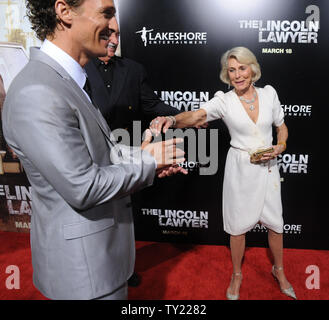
108, 43, 117, 50
100, 30, 110, 41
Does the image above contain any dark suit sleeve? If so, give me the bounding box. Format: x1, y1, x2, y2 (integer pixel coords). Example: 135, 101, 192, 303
138, 65, 181, 117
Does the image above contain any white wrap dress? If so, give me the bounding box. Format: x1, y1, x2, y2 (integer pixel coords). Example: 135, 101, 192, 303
201, 85, 284, 235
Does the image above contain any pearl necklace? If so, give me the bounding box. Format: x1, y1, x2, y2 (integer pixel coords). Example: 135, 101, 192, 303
239, 91, 256, 111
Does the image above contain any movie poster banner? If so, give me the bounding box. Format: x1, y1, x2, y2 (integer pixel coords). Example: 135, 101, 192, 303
0, 0, 40, 232
0, 1, 328, 250
119, 0, 329, 250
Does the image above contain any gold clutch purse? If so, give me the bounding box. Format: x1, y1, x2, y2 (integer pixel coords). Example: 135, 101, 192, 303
250, 147, 274, 163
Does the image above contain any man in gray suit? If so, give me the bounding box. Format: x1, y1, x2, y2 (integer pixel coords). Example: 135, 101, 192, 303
2, 0, 186, 300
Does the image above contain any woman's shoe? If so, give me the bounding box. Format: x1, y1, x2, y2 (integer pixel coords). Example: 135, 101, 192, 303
271, 265, 297, 300
226, 272, 243, 300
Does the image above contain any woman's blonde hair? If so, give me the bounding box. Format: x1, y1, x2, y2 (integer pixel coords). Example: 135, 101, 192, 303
219, 47, 261, 85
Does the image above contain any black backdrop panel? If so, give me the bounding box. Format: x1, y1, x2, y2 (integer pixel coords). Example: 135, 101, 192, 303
119, 0, 329, 250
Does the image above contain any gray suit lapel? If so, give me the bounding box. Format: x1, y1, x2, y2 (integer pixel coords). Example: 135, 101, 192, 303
29, 48, 115, 144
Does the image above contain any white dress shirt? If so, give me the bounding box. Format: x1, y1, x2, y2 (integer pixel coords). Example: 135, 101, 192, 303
40, 39, 157, 170
40, 39, 91, 102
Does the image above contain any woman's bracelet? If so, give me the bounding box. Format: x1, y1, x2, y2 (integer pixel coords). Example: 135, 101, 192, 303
166, 115, 176, 128
277, 141, 287, 151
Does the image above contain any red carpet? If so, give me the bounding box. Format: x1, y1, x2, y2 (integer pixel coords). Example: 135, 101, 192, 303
0, 231, 328, 300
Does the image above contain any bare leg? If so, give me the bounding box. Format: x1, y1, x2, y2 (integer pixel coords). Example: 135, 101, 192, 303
268, 229, 291, 289
227, 234, 245, 296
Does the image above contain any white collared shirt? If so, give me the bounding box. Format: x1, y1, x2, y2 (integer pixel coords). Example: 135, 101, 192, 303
40, 40, 157, 170
40, 39, 91, 102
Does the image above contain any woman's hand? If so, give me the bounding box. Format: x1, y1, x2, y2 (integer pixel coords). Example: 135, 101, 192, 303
261, 123, 288, 161
149, 116, 174, 136
260, 144, 285, 161
149, 110, 207, 136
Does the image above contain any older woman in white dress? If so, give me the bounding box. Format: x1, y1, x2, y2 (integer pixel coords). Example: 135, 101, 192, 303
150, 47, 296, 300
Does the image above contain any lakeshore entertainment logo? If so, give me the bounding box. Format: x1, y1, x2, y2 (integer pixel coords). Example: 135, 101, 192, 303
155, 90, 209, 111
238, 5, 320, 44
250, 223, 302, 234
278, 154, 309, 174
282, 104, 312, 117
141, 208, 208, 229
136, 27, 207, 46
0, 184, 32, 215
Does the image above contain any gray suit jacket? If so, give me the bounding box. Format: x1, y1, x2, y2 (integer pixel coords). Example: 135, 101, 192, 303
2, 48, 156, 300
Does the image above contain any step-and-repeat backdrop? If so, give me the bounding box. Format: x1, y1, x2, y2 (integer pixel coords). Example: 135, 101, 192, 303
0, 0, 328, 250
0, 0, 40, 232
119, 0, 328, 250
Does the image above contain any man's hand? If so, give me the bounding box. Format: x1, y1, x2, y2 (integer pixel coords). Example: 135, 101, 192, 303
157, 164, 188, 178
141, 129, 188, 177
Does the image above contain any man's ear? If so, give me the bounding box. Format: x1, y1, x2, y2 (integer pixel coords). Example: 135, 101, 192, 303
54, 0, 74, 26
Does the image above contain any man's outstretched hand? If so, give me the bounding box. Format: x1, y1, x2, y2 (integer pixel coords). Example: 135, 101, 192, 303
141, 129, 188, 178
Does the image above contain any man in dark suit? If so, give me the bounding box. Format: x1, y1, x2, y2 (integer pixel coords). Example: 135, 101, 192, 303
84, 16, 180, 141
85, 16, 180, 287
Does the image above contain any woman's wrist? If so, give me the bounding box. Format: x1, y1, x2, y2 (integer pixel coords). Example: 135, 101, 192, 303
165, 115, 176, 128
277, 141, 286, 152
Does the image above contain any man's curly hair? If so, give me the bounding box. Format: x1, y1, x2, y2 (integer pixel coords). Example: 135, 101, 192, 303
26, 0, 84, 41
